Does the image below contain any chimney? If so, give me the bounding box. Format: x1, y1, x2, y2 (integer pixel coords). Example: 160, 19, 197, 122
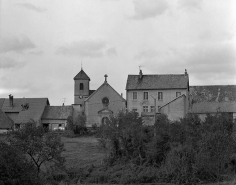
185, 69, 188, 76
9, 94, 13, 108
139, 69, 143, 79
121, 93, 123, 97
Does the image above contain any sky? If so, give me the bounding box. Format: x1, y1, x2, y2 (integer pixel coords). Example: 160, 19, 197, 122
0, 0, 236, 105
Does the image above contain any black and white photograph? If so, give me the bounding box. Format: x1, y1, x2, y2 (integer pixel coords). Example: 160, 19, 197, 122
0, 0, 236, 184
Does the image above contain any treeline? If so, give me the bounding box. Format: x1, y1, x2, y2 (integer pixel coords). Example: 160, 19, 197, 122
85, 112, 236, 184
1, 112, 236, 184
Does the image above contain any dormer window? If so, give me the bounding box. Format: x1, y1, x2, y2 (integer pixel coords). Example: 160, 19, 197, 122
80, 83, 84, 90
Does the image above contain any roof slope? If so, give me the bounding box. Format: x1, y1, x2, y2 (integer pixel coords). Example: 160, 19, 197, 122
85, 82, 126, 102
126, 74, 188, 90
190, 85, 236, 103
189, 102, 236, 113
74, 69, 90, 81
42, 106, 73, 120
0, 98, 5, 109
0, 109, 14, 129
1, 98, 50, 124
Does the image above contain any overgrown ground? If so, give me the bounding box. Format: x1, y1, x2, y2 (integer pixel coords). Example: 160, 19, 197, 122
62, 136, 107, 169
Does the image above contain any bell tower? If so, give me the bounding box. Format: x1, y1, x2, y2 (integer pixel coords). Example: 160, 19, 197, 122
74, 69, 90, 105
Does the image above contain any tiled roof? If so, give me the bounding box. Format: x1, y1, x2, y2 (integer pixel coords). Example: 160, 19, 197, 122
89, 90, 95, 96
126, 74, 188, 90
190, 85, 236, 103
189, 102, 236, 114
74, 69, 90, 81
1, 98, 50, 124
0, 109, 14, 129
42, 106, 73, 120
0, 98, 5, 109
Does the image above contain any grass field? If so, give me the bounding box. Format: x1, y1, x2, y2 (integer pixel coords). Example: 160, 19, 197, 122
62, 136, 107, 169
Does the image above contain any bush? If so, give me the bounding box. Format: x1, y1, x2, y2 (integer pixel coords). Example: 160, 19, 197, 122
0, 141, 41, 185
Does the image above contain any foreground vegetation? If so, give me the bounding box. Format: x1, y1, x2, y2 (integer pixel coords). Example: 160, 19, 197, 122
1, 112, 236, 184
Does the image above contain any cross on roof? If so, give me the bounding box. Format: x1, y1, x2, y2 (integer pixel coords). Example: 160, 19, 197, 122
104, 74, 108, 82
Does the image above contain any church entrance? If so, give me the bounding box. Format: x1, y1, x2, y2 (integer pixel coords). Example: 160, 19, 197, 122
102, 117, 109, 124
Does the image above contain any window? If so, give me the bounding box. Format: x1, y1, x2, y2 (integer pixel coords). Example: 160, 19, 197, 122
143, 92, 148, 100
143, 106, 148, 112
158, 92, 163, 100
133, 92, 137, 100
176, 92, 181, 97
80, 83, 84, 90
151, 106, 155, 112
132, 108, 138, 112
102, 97, 109, 105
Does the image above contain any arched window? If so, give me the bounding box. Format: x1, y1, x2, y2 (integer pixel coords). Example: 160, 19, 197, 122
80, 83, 84, 90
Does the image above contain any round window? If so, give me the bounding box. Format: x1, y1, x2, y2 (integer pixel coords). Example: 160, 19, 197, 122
102, 97, 109, 105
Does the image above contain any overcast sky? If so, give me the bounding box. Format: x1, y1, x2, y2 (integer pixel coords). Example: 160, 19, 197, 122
0, 0, 236, 105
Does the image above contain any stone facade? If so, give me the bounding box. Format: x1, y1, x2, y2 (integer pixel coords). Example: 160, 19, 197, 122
74, 69, 126, 127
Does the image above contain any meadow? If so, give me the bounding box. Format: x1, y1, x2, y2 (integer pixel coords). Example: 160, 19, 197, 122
62, 136, 107, 169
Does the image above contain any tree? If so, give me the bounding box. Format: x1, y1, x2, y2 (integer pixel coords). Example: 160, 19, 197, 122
9, 121, 65, 173
66, 115, 74, 131
74, 112, 87, 134
0, 141, 41, 185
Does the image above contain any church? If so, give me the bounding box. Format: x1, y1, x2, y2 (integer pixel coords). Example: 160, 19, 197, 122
73, 69, 126, 127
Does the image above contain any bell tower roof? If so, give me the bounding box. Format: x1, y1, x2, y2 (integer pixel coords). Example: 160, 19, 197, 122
74, 69, 90, 81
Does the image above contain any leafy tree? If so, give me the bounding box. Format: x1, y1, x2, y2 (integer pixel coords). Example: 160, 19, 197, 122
66, 115, 74, 131
9, 121, 65, 173
0, 141, 41, 185
74, 112, 87, 134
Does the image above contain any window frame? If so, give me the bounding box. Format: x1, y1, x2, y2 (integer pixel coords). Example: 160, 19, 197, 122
80, 83, 84, 90
158, 92, 163, 100
150, 106, 155, 113
143, 106, 148, 112
143, 92, 148, 100
133, 92, 138, 100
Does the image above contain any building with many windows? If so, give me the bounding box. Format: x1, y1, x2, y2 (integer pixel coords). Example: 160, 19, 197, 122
126, 69, 190, 124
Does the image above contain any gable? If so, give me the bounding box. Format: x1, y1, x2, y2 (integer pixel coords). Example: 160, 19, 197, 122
85, 82, 126, 103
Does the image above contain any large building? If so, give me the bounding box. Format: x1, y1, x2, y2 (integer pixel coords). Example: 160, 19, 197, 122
73, 69, 126, 127
126, 69, 190, 123
189, 85, 236, 120
0, 96, 50, 128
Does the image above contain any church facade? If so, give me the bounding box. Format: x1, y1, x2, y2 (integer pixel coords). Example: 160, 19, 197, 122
73, 69, 126, 127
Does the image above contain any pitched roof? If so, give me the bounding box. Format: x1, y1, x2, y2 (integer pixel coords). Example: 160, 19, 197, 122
190, 85, 236, 103
85, 82, 126, 102
42, 106, 73, 120
0, 98, 5, 109
74, 69, 90, 81
126, 74, 189, 90
1, 98, 50, 124
189, 102, 236, 114
0, 109, 14, 129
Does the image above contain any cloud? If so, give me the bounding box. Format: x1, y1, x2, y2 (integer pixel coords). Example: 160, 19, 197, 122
29, 50, 44, 55
56, 40, 107, 58
106, 47, 117, 56
0, 36, 36, 53
134, 49, 160, 60
178, 0, 202, 11
137, 42, 236, 83
0, 57, 26, 69
17, 3, 47, 13
131, 0, 169, 20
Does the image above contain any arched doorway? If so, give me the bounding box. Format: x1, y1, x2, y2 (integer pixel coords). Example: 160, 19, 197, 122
102, 117, 109, 124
